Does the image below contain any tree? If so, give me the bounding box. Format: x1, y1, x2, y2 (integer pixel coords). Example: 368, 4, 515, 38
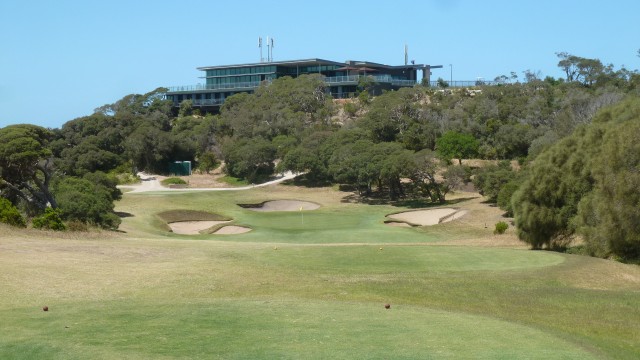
473, 161, 515, 203
124, 122, 175, 173
53, 176, 121, 230
511, 131, 594, 250
407, 150, 447, 203
358, 87, 437, 150
436, 78, 449, 88
575, 98, 640, 260
220, 75, 334, 141
512, 96, 640, 256
436, 131, 478, 164
222, 137, 276, 182
196, 152, 219, 174
556, 52, 608, 86
0, 125, 57, 212
179, 100, 194, 117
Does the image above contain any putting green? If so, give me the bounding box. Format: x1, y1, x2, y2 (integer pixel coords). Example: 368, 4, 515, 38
0, 300, 596, 359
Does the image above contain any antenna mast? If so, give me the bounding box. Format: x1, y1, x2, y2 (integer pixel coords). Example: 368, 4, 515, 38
269, 37, 274, 62
404, 44, 408, 65
259, 37, 263, 62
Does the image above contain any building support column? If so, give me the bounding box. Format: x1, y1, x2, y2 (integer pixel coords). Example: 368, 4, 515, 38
422, 66, 432, 85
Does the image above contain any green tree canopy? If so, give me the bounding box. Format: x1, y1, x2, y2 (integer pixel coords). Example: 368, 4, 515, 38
436, 131, 479, 164
53, 176, 121, 230
0, 124, 57, 212
512, 96, 640, 260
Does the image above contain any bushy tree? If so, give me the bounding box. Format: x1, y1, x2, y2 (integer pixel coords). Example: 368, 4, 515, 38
473, 161, 516, 202
511, 132, 593, 249
196, 152, 219, 174
0, 197, 26, 227
0, 124, 57, 212
32, 208, 66, 231
512, 96, 640, 257
575, 99, 640, 260
222, 137, 276, 183
436, 131, 478, 164
53, 176, 121, 230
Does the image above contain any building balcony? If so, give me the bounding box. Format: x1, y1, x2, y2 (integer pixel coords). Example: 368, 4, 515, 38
166, 81, 265, 94
166, 75, 418, 95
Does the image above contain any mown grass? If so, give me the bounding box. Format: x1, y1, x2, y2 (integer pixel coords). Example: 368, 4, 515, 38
1, 184, 639, 359
0, 299, 599, 359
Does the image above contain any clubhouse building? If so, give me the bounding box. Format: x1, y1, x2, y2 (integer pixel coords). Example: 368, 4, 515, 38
165, 58, 442, 111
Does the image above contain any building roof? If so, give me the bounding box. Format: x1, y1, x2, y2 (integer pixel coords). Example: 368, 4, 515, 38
197, 58, 433, 71
197, 58, 346, 71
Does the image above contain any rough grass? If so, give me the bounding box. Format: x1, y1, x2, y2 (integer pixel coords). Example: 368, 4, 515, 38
1, 185, 639, 359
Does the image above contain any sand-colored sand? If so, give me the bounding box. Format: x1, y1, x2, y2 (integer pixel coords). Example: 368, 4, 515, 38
248, 200, 320, 212
213, 226, 252, 235
441, 210, 468, 223
168, 221, 231, 235
386, 208, 466, 226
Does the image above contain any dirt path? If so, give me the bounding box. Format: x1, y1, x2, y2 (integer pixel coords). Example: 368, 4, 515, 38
120, 171, 299, 194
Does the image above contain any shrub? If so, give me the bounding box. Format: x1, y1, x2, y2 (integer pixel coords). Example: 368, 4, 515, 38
66, 220, 89, 232
32, 208, 66, 231
161, 177, 187, 186
0, 198, 26, 227
494, 221, 509, 235
53, 176, 121, 230
343, 102, 358, 117
196, 152, 219, 174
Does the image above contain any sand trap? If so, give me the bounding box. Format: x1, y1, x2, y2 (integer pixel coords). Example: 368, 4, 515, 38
246, 200, 320, 212
168, 221, 231, 235
213, 226, 252, 235
386, 208, 467, 226
386, 222, 413, 228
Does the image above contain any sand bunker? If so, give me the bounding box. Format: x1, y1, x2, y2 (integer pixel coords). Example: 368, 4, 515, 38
386, 208, 468, 226
245, 200, 320, 212
213, 226, 252, 235
386, 222, 412, 228
168, 221, 231, 235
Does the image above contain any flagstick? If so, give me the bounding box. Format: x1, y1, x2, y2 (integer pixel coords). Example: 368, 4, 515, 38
300, 206, 304, 225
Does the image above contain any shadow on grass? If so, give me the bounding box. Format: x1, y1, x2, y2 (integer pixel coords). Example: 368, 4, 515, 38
115, 211, 134, 218
280, 174, 332, 188
340, 193, 479, 208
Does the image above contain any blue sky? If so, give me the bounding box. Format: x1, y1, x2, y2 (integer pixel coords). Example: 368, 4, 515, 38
1, 0, 639, 129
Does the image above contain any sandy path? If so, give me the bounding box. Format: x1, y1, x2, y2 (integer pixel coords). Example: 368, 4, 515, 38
121, 172, 299, 193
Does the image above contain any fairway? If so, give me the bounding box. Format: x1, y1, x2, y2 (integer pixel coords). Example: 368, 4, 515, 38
1, 184, 639, 359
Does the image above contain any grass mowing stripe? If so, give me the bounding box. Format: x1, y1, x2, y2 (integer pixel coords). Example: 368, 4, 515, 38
0, 300, 598, 360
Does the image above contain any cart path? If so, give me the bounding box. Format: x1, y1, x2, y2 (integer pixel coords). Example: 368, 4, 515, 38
120, 171, 299, 193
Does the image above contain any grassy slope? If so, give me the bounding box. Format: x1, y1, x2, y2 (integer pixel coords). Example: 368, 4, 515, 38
1, 184, 639, 359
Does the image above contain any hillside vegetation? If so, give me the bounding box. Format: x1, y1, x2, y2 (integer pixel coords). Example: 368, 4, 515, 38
0, 52, 639, 260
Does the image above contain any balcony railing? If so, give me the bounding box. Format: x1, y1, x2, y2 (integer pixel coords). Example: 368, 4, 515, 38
167, 75, 419, 94
167, 81, 265, 93
428, 80, 500, 87
323, 75, 416, 86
